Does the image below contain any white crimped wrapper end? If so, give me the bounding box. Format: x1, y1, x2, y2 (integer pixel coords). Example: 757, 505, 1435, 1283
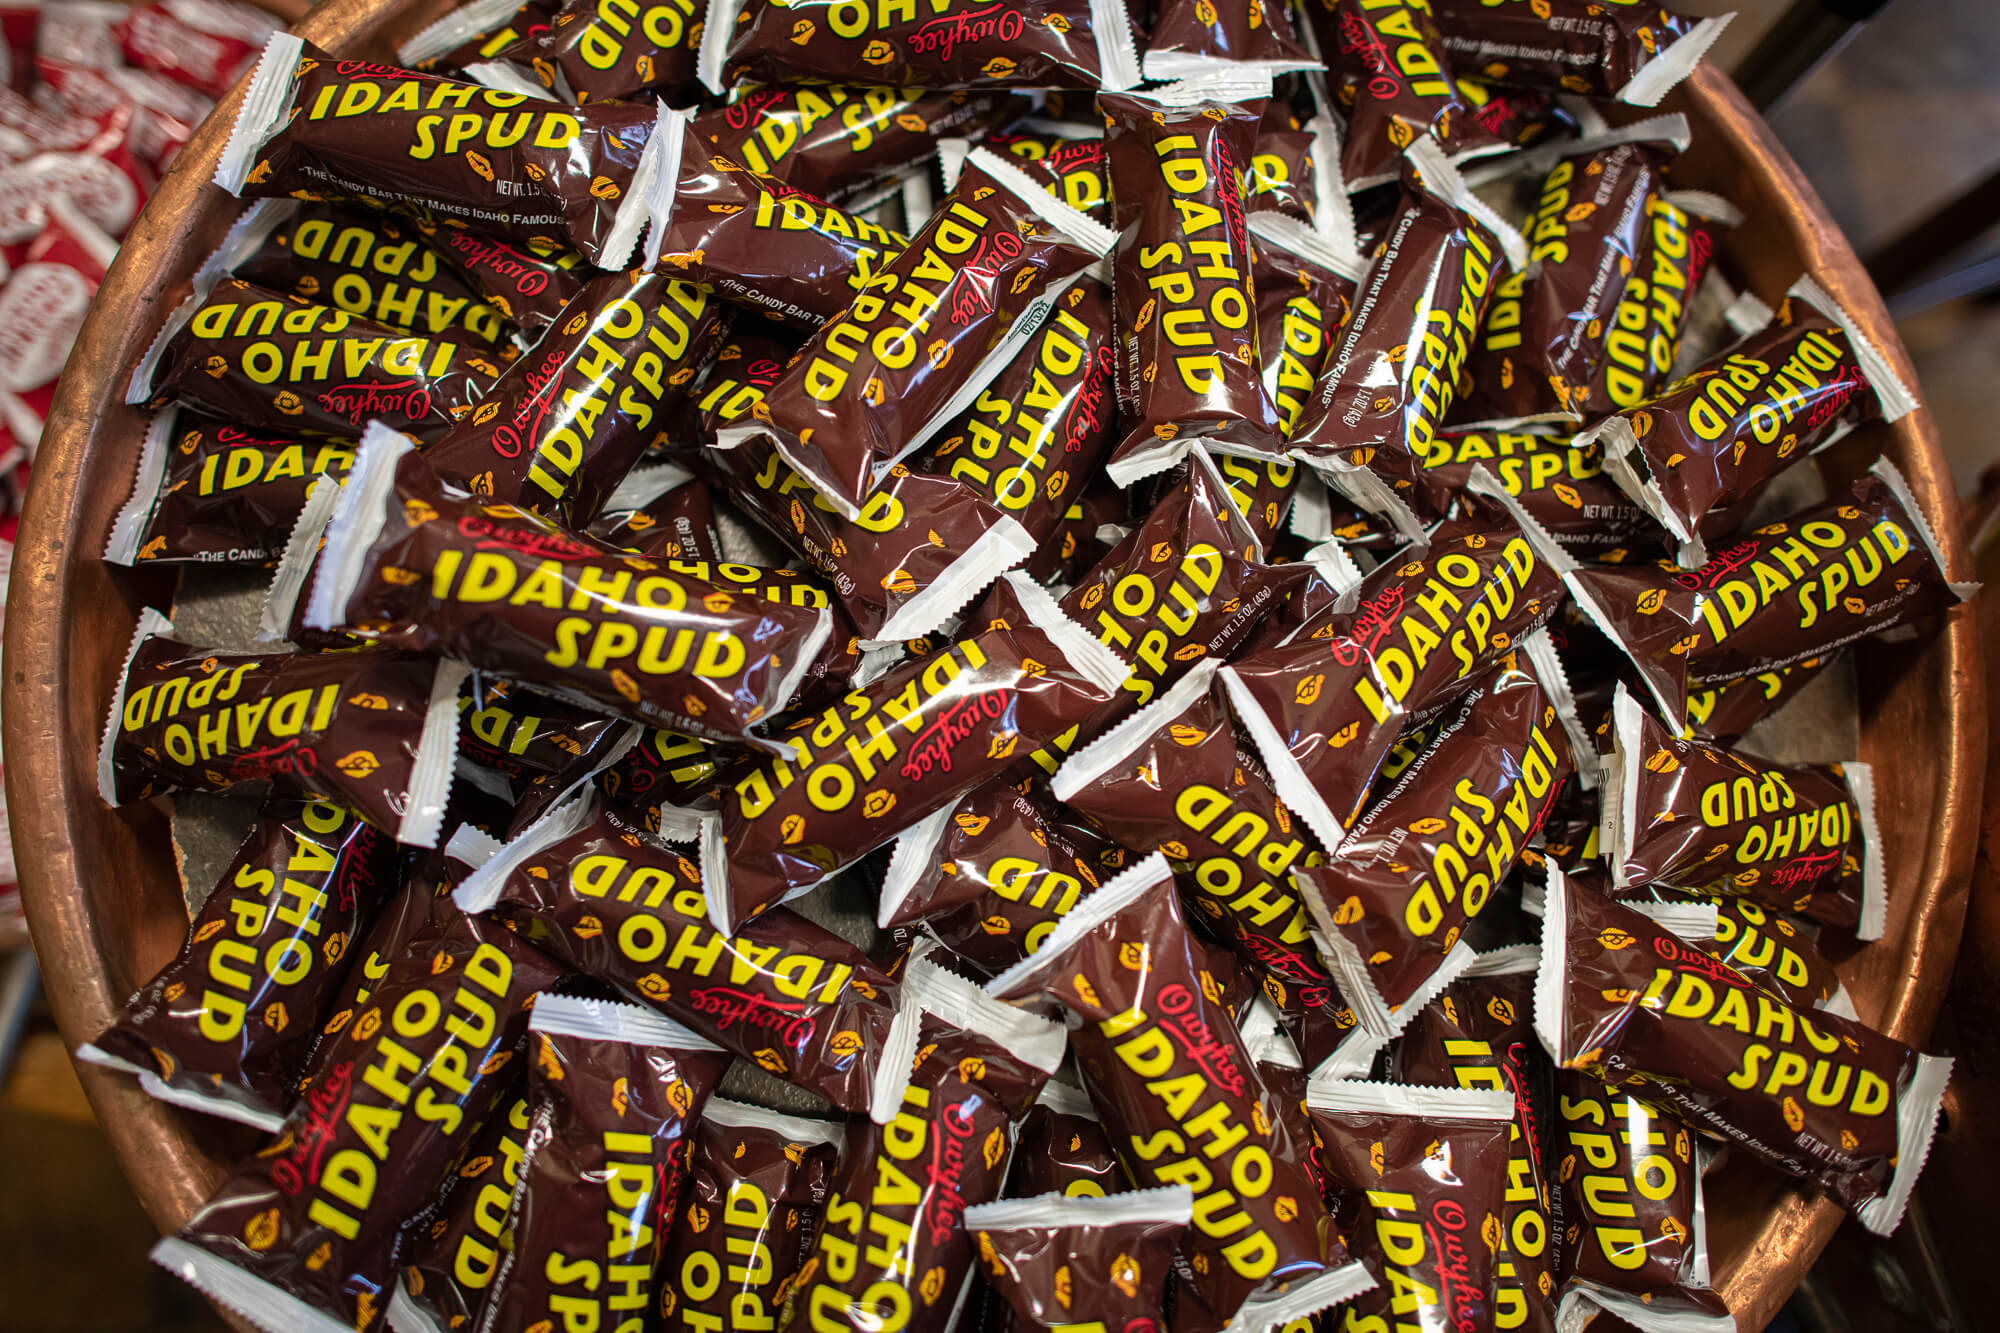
987, 852, 1174, 1001
999, 569, 1131, 695
964, 1183, 1195, 1232
1051, 658, 1218, 804
105, 406, 177, 564
1088, 0, 1143, 90
153, 1237, 356, 1333
304, 421, 413, 632
529, 993, 723, 1049
1304, 1076, 1515, 1121
1533, 864, 1572, 1062
1845, 760, 1887, 941
1855, 1051, 1952, 1236
396, 660, 468, 850
98, 606, 176, 808
906, 955, 1067, 1073
878, 805, 955, 929
701, 1095, 844, 1145
1618, 12, 1733, 108
213, 31, 303, 195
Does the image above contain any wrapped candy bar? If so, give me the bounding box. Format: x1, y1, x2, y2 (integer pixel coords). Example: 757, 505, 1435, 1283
220, 200, 516, 349
586, 462, 726, 562
786, 958, 1067, 1333
1288, 141, 1526, 543
474, 996, 730, 1333
216, 34, 679, 270
126, 275, 502, 442
455, 786, 907, 1117
473, 0, 707, 104
1291, 635, 1578, 1068
1430, 0, 1732, 107
1394, 945, 1558, 1333
99, 607, 466, 847
963, 1187, 1194, 1333
699, 0, 1143, 94
1218, 476, 1569, 851
1567, 458, 1975, 725
1579, 275, 1920, 565
79, 800, 396, 1130
304, 425, 834, 744
151, 902, 565, 1333
1305, 1079, 1516, 1333
702, 570, 1127, 931
1602, 685, 1883, 937
105, 408, 354, 566
1100, 75, 1283, 482
1535, 868, 1950, 1234
716, 147, 1115, 521
1552, 1071, 1731, 1333
387, 1088, 531, 1333
990, 855, 1372, 1328
417, 269, 727, 527
654, 1097, 843, 1333
690, 85, 1029, 206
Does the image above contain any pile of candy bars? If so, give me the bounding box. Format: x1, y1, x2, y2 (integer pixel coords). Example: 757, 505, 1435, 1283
79, 1, 1976, 1331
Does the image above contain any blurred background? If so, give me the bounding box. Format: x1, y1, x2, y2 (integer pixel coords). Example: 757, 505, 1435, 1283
2, 0, 1997, 1330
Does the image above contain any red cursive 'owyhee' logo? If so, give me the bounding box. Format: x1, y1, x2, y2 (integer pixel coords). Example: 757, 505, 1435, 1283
922, 1098, 979, 1250
905, 4, 1025, 62
230, 737, 317, 783
1328, 585, 1406, 667
271, 1058, 354, 1195
1062, 344, 1118, 452
456, 514, 600, 561
899, 689, 1009, 782
318, 379, 434, 427
686, 985, 815, 1050
1652, 935, 1751, 989
1154, 982, 1247, 1099
1676, 538, 1761, 591
1770, 847, 1843, 890
1427, 1197, 1485, 1332
724, 89, 787, 131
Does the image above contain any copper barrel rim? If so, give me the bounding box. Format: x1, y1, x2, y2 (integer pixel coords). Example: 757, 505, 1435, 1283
0, 15, 1984, 1330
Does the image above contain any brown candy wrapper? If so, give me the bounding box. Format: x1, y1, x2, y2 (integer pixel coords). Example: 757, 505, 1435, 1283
428, 226, 586, 338
100, 609, 466, 847
106, 408, 355, 567
1142, 0, 1318, 81
1430, 0, 1730, 107
1306, 1079, 1516, 1333
420, 269, 727, 527
919, 277, 1121, 551
1391, 428, 1661, 556
1101, 77, 1283, 483
215, 34, 678, 270
1219, 482, 1569, 854
704, 427, 1037, 647
126, 275, 501, 442
455, 786, 906, 1117
953, 124, 1112, 224
388, 1088, 532, 1333
80, 800, 396, 1131
989, 855, 1370, 1326
1009, 1078, 1129, 1199
716, 148, 1115, 521
701, 0, 1143, 94
1578, 275, 1921, 565
655, 1097, 843, 1333
1310, 0, 1477, 188
588, 462, 728, 563
1455, 118, 1688, 427
1587, 189, 1735, 414
1249, 211, 1363, 444
704, 570, 1128, 931
477, 997, 731, 1333
1289, 141, 1525, 544
219, 200, 515, 349
692, 85, 1029, 207
1292, 638, 1575, 1068
786, 959, 1067, 1333
1566, 458, 1976, 725
1031, 447, 1277, 779
1052, 659, 1332, 989
151, 906, 565, 1333
1625, 896, 1854, 1021
455, 674, 631, 796
1535, 868, 1952, 1236
1684, 653, 1835, 746
305, 426, 834, 744
1603, 686, 1884, 939
1551, 1071, 1731, 1333
879, 778, 1127, 978
964, 1186, 1194, 1333
1394, 947, 1558, 1333
600, 725, 723, 837
398, 1, 556, 74
477, 0, 705, 104
652, 157, 909, 329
